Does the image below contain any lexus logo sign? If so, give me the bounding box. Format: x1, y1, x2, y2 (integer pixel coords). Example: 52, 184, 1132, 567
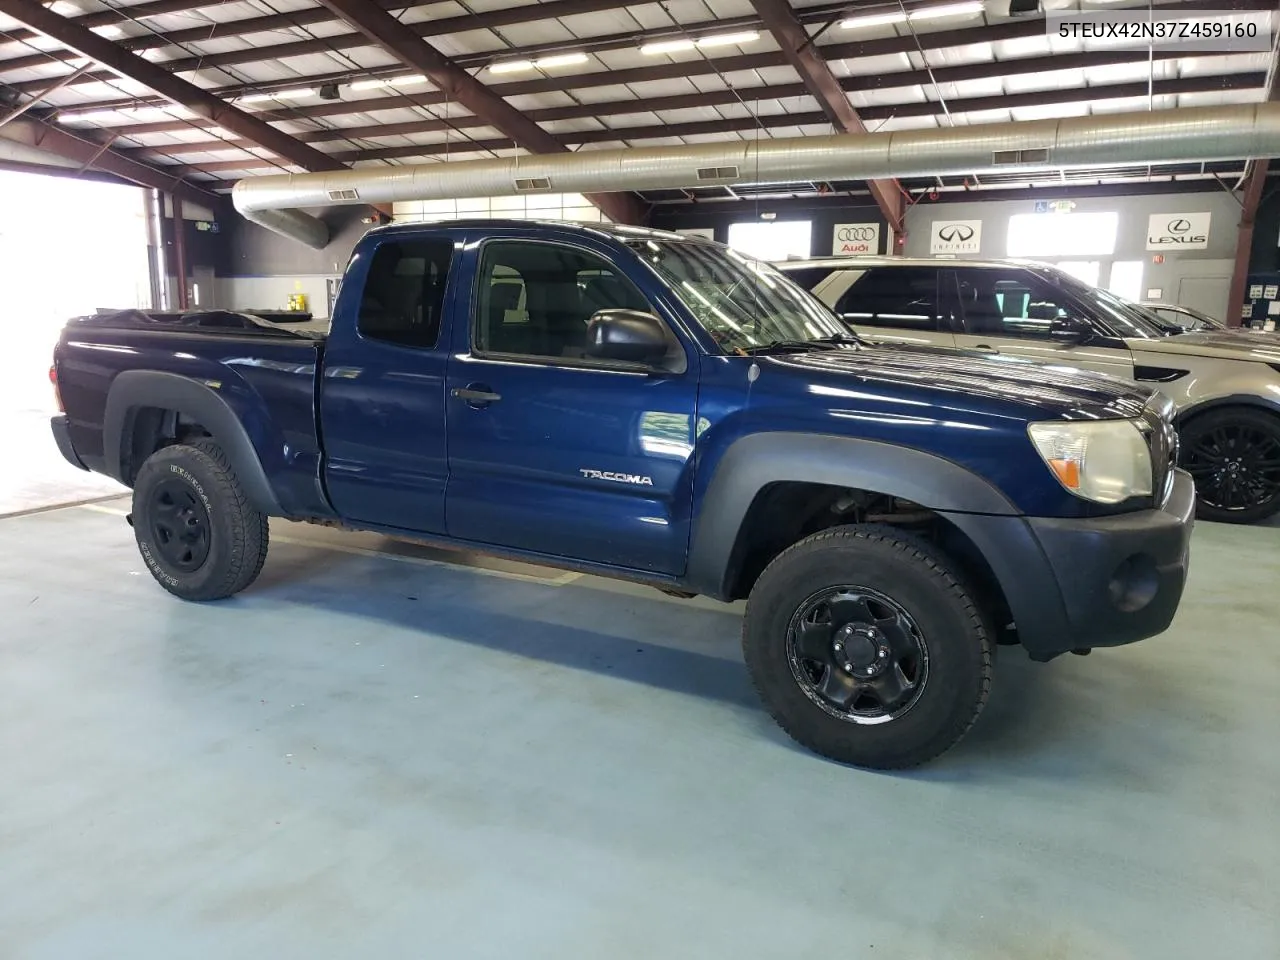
1147, 212, 1210, 251
930, 218, 982, 254
937, 223, 975, 242
832, 222, 881, 256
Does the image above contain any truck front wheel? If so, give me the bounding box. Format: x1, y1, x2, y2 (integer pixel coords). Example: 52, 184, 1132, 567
131, 439, 270, 601
742, 525, 993, 769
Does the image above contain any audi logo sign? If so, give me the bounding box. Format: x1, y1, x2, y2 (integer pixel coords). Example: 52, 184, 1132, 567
929, 219, 982, 254
832, 222, 881, 256
1146, 212, 1211, 251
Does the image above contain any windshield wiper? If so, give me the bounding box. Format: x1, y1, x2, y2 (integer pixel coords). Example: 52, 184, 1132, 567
741, 333, 864, 355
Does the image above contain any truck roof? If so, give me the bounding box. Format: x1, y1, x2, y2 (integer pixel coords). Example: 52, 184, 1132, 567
367, 219, 707, 243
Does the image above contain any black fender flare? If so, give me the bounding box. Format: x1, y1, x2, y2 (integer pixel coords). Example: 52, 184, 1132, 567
1173, 393, 1280, 426
684, 432, 1019, 599
103, 369, 284, 515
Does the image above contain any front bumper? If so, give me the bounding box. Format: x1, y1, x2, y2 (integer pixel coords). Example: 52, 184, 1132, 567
947, 469, 1195, 661
50, 414, 88, 471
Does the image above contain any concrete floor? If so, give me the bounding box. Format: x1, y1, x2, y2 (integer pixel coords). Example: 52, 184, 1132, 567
1, 500, 1277, 959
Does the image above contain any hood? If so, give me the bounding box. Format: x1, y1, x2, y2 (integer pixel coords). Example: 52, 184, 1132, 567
1129, 331, 1280, 364
767, 343, 1152, 421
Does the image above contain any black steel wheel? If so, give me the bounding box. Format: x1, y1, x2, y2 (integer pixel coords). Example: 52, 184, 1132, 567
787, 586, 929, 724
146, 477, 212, 572
742, 524, 992, 769
132, 439, 270, 600
1180, 407, 1280, 524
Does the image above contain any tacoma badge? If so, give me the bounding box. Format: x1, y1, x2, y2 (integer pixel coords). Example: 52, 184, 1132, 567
580, 468, 654, 486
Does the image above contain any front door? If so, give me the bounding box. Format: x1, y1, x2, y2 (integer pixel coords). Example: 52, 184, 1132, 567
947, 266, 1135, 378
444, 237, 699, 575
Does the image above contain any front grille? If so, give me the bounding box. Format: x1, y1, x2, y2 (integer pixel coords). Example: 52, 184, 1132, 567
1140, 394, 1178, 506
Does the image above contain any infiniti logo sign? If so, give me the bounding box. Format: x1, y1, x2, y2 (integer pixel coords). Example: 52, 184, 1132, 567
937, 223, 975, 242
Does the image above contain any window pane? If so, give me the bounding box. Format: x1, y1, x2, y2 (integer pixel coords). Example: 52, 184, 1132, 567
953, 268, 1070, 340
1107, 260, 1144, 302
726, 220, 812, 261
475, 242, 652, 360
1006, 212, 1119, 257
834, 267, 940, 330
1055, 261, 1100, 287
357, 239, 454, 348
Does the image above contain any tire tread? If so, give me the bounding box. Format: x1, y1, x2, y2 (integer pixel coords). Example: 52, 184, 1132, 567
742, 523, 993, 769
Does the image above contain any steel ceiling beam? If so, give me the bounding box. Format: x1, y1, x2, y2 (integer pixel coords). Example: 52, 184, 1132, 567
1226, 44, 1280, 327
0, 0, 648, 92
312, 0, 644, 224
750, 0, 909, 237
144, 71, 1264, 172
0, 0, 348, 174
19, 0, 1272, 109
0, 0, 420, 74
0, 116, 214, 204
65, 15, 1243, 139
157, 71, 1259, 179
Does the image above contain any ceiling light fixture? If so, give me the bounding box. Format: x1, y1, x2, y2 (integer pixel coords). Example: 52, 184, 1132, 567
535, 52, 589, 69
237, 92, 277, 103
489, 59, 534, 74
350, 78, 389, 91
640, 30, 761, 55
91, 24, 123, 38
639, 38, 696, 55
840, 1, 983, 29
693, 30, 760, 49
272, 87, 316, 100
388, 74, 427, 86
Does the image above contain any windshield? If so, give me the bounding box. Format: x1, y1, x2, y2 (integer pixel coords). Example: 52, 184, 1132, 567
1040, 267, 1166, 339
624, 239, 850, 352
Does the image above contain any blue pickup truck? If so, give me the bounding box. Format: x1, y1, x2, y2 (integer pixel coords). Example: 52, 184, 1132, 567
51, 221, 1195, 768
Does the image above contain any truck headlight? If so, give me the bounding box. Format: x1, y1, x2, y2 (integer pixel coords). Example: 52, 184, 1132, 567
1028, 420, 1152, 505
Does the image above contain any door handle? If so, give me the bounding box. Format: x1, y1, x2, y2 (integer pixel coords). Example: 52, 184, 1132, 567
451, 384, 502, 407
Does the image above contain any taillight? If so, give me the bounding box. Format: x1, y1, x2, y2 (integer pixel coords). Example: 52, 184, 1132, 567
49, 360, 64, 413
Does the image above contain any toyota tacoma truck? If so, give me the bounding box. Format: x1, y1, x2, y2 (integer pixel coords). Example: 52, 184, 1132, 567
50, 221, 1194, 769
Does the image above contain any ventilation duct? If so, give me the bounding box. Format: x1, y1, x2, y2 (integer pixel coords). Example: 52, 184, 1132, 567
232, 103, 1280, 248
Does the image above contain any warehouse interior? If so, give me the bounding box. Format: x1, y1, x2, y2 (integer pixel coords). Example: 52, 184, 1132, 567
2, 0, 1279, 956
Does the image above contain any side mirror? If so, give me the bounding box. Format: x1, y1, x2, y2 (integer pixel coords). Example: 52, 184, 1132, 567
585, 309, 669, 365
1049, 316, 1091, 345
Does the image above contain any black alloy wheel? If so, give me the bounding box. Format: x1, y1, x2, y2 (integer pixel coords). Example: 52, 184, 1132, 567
787, 586, 929, 724
1181, 409, 1280, 523
147, 477, 212, 572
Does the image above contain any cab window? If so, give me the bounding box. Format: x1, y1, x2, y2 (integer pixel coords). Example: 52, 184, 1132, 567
951, 267, 1075, 340
357, 239, 454, 348
474, 242, 654, 361
832, 267, 942, 331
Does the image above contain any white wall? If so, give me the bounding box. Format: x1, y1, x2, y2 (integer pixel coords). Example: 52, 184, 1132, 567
216, 275, 340, 319
391, 192, 606, 223
903, 191, 1241, 318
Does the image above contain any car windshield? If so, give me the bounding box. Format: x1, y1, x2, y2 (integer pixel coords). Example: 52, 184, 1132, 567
624, 238, 851, 352
1040, 267, 1166, 339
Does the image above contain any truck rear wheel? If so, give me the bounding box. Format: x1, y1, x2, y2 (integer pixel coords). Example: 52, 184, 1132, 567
742, 525, 992, 769
131, 439, 269, 601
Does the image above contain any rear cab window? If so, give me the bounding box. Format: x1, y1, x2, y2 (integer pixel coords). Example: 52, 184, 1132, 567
357, 239, 455, 348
